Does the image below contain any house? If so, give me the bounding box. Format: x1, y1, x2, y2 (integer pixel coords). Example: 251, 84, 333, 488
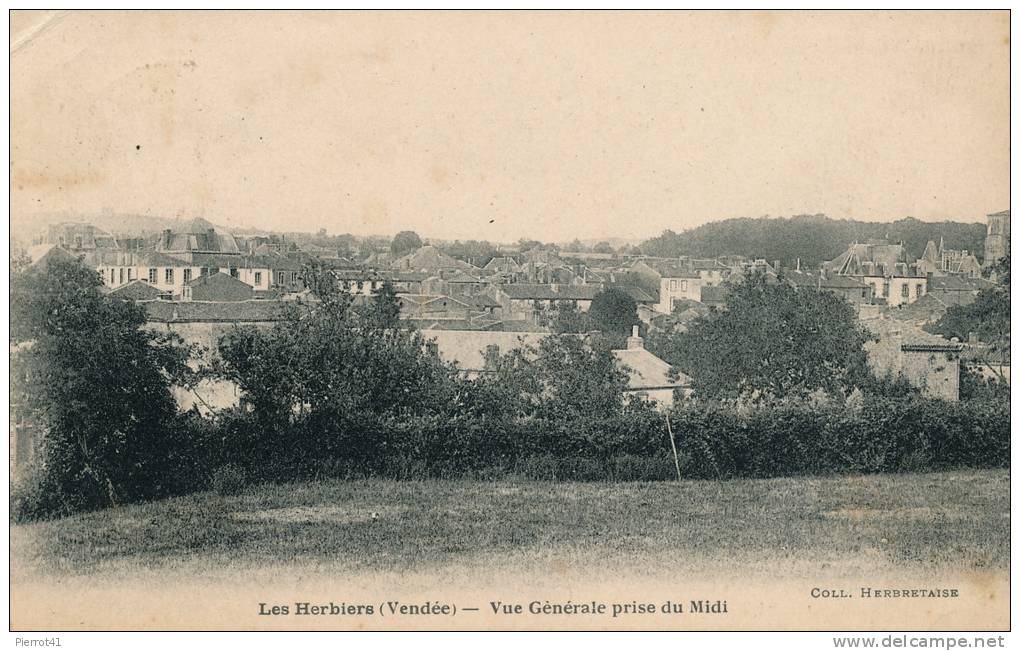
630, 258, 727, 313
156, 217, 241, 260
482, 256, 522, 274
425, 327, 688, 408
421, 269, 489, 297
655, 266, 703, 312
518, 260, 577, 284
183, 272, 256, 302
824, 241, 927, 307
925, 275, 993, 307
782, 269, 873, 305
617, 285, 656, 306
424, 330, 548, 378
143, 299, 294, 413
332, 269, 426, 295
862, 316, 964, 401
495, 283, 601, 321
391, 245, 478, 273
106, 279, 171, 301
699, 284, 730, 309
397, 294, 472, 319
87, 250, 275, 297
688, 258, 730, 285
886, 292, 950, 326
611, 326, 691, 409
44, 222, 120, 251
916, 238, 982, 278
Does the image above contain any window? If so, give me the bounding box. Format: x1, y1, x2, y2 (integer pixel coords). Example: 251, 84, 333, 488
110, 269, 115, 284
254, 272, 263, 285
165, 268, 174, 284
183, 268, 192, 283
881, 281, 890, 297
901, 283, 909, 298
119, 268, 124, 284
670, 279, 677, 291
127, 268, 134, 281
148, 268, 157, 283
681, 279, 688, 292
915, 284, 923, 298
230, 268, 239, 278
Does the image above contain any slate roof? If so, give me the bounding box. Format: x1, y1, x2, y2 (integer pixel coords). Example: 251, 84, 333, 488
333, 269, 428, 282
83, 249, 185, 267
157, 218, 241, 254
107, 280, 171, 301
498, 284, 600, 300
392, 246, 477, 271
928, 275, 993, 292
142, 300, 294, 323
482, 257, 522, 272
617, 285, 656, 303
426, 330, 549, 371
699, 285, 730, 305
611, 347, 691, 390
783, 269, 868, 290
862, 317, 963, 351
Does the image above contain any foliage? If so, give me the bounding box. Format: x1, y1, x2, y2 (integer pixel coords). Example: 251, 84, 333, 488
928, 278, 1010, 355
649, 271, 873, 400
178, 395, 1007, 485
588, 287, 639, 335
551, 300, 587, 334
436, 239, 499, 267
10, 257, 195, 518
639, 215, 986, 268
209, 464, 248, 496
214, 268, 459, 429
390, 230, 423, 256
476, 335, 631, 421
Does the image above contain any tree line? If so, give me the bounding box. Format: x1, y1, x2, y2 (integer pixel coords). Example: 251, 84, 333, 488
639, 214, 987, 268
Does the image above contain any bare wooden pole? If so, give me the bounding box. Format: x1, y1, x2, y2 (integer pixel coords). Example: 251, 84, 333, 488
665, 412, 681, 482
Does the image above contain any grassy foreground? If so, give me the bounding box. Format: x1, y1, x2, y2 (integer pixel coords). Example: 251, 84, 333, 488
11, 469, 1008, 581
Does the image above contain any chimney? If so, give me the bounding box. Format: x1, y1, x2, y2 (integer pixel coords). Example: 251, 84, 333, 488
626, 325, 644, 350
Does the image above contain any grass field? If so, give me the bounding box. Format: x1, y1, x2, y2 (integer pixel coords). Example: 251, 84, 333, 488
11, 469, 1009, 582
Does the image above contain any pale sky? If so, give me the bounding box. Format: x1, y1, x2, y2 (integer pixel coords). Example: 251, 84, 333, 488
10, 10, 1010, 242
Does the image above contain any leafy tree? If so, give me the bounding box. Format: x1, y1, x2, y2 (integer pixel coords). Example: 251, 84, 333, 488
438, 239, 499, 266
390, 230, 423, 256
649, 272, 873, 401
366, 281, 402, 328
215, 268, 456, 430
11, 257, 194, 516
552, 300, 587, 334
639, 215, 986, 269
928, 286, 1009, 345
482, 335, 628, 421
593, 241, 614, 254
588, 287, 639, 336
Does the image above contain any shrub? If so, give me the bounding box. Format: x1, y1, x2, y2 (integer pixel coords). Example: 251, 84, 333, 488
209, 464, 248, 496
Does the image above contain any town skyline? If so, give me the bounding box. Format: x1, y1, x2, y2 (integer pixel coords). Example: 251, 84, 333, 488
11, 207, 1006, 249
11, 10, 1009, 243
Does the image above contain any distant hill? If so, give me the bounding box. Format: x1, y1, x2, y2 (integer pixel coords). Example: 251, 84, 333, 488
638, 214, 989, 268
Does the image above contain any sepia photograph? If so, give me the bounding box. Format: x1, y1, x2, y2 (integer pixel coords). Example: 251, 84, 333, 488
8, 9, 1011, 635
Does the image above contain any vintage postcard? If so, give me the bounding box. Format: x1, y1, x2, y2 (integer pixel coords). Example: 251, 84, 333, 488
8, 9, 1010, 634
